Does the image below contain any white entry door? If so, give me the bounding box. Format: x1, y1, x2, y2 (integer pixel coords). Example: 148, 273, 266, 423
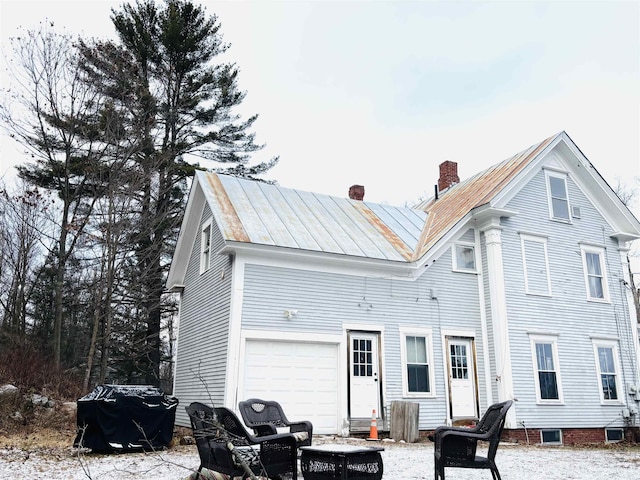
447, 337, 478, 419
349, 332, 381, 418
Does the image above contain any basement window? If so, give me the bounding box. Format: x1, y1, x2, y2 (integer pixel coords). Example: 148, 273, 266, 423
605, 428, 624, 443
540, 429, 562, 445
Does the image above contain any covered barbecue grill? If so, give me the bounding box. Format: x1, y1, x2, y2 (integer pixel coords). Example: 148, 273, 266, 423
74, 384, 178, 452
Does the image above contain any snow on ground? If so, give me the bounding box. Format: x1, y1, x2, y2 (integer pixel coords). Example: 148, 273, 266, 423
1, 436, 639, 479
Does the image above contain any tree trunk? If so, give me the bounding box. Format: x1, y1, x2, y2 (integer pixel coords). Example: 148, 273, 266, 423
84, 276, 102, 391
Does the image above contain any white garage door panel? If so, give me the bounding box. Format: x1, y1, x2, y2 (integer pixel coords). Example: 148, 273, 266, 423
243, 340, 339, 434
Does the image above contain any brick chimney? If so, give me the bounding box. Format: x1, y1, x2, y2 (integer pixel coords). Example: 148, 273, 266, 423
348, 185, 365, 201
438, 161, 459, 192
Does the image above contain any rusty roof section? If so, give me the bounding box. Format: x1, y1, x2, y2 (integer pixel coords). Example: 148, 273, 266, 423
204, 173, 251, 243
199, 171, 427, 262
412, 133, 558, 259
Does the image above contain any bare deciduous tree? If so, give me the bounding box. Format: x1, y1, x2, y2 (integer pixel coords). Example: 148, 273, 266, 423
0, 180, 51, 338
0, 24, 113, 366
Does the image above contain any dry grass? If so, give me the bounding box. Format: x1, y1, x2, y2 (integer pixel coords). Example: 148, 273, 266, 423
0, 401, 77, 450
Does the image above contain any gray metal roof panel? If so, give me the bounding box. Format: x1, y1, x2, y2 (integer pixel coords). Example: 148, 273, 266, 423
276, 187, 342, 252
203, 173, 425, 261
295, 190, 367, 257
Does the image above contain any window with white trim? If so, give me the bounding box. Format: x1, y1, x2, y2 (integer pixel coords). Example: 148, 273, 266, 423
580, 245, 609, 301
540, 429, 562, 445
545, 171, 570, 221
592, 340, 622, 403
400, 328, 435, 397
605, 428, 624, 443
529, 334, 563, 403
452, 243, 476, 273
521, 234, 551, 296
200, 219, 212, 274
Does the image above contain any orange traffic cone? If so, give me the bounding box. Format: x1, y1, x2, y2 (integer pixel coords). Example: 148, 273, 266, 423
367, 409, 379, 441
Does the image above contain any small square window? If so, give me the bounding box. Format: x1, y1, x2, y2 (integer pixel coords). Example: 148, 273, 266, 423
453, 244, 476, 272
605, 428, 624, 443
540, 429, 562, 444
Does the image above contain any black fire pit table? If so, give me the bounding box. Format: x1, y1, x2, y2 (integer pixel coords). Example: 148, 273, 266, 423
300, 444, 384, 480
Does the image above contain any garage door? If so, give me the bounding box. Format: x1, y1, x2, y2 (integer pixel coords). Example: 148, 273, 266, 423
242, 340, 339, 434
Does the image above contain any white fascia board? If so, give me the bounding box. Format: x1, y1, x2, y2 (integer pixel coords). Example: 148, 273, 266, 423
166, 175, 202, 290
490, 133, 563, 209
544, 135, 639, 235
492, 133, 640, 237
220, 240, 421, 279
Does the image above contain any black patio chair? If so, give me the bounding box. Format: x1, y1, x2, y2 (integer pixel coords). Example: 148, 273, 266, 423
239, 398, 313, 447
432, 400, 513, 480
185, 402, 298, 480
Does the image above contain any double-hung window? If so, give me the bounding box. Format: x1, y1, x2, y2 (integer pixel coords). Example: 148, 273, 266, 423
592, 340, 622, 403
200, 219, 212, 274
545, 171, 570, 222
580, 245, 609, 302
400, 327, 435, 397
529, 334, 563, 403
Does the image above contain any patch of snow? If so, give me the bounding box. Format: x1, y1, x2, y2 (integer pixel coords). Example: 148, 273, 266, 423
1, 437, 638, 479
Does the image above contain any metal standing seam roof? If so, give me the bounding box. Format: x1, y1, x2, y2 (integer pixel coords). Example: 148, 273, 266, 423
198, 133, 558, 264
200, 171, 428, 262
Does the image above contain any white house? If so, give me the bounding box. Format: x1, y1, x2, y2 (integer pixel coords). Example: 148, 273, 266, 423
167, 131, 640, 444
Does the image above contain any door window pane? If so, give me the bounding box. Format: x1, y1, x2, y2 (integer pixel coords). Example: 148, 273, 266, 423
353, 338, 373, 377
450, 344, 469, 380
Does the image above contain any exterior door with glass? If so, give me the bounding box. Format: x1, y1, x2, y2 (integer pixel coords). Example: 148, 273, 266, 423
349, 332, 381, 418
447, 337, 478, 419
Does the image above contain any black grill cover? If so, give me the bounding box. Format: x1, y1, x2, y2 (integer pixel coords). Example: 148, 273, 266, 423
74, 384, 179, 452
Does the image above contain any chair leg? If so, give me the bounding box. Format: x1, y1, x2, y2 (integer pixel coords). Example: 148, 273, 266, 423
194, 465, 203, 480
491, 466, 501, 480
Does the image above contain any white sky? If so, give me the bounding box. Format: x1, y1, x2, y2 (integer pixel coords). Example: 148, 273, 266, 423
1, 0, 639, 208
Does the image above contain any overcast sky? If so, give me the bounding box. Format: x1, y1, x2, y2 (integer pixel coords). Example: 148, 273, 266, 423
1, 0, 639, 209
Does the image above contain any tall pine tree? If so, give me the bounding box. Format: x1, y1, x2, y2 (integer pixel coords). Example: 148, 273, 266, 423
79, 0, 277, 384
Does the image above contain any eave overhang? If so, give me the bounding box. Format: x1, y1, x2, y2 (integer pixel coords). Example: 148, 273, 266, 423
220, 240, 422, 279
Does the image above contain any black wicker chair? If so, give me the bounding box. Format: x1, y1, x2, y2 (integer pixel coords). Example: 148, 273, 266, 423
185, 402, 298, 480
433, 400, 513, 480
239, 398, 313, 447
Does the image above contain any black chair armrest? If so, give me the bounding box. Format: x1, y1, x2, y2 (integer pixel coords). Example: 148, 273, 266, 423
435, 424, 480, 435
439, 428, 492, 443
289, 420, 312, 433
